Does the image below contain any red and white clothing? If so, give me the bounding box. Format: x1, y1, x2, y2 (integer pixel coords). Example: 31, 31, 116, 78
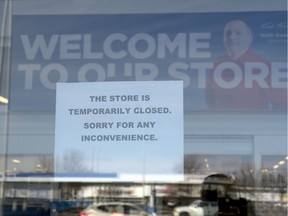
206, 50, 287, 111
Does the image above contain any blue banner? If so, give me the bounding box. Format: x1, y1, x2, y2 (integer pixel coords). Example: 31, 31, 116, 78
10, 11, 287, 112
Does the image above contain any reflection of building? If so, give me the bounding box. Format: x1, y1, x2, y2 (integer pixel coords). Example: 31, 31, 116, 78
184, 112, 287, 185
1, 112, 287, 192
1, 112, 286, 184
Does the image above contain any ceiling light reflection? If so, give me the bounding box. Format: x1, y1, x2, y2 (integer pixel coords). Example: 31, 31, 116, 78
12, 159, 21, 164
0, 96, 8, 104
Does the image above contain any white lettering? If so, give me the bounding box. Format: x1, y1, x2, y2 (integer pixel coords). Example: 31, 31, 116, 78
83, 34, 104, 59
189, 33, 211, 58
60, 34, 81, 59
157, 33, 186, 58
78, 63, 106, 82
40, 63, 68, 89
21, 34, 59, 60
214, 62, 242, 88
128, 33, 156, 59
244, 63, 269, 88
18, 64, 41, 89
272, 62, 287, 88
135, 63, 158, 80
103, 33, 127, 59
190, 62, 213, 88
168, 62, 190, 88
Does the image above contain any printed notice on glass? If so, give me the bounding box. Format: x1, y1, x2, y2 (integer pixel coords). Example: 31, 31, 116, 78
55, 81, 183, 181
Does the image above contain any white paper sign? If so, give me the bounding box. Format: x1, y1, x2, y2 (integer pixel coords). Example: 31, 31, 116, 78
55, 81, 183, 181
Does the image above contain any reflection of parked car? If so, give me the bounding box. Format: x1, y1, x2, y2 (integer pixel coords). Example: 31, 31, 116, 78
34, 202, 57, 216
201, 174, 248, 216
167, 200, 178, 207
79, 202, 156, 216
173, 200, 218, 216
51, 200, 72, 213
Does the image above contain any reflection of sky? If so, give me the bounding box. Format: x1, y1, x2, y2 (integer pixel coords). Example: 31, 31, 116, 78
78, 143, 183, 174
